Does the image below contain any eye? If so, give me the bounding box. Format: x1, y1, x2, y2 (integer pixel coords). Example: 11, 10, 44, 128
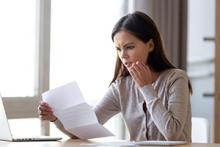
116, 47, 121, 51
126, 46, 134, 50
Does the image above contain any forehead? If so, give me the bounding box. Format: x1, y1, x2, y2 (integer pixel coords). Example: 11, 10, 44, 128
113, 31, 139, 46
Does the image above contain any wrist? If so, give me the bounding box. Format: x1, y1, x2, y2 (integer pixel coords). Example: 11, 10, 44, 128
50, 117, 57, 122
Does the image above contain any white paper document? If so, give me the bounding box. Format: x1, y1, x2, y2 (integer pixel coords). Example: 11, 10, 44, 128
42, 81, 114, 139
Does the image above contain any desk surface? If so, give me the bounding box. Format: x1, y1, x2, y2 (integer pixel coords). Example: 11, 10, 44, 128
1, 139, 220, 147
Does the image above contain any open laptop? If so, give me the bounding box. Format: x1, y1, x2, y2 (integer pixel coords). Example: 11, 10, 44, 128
0, 94, 62, 142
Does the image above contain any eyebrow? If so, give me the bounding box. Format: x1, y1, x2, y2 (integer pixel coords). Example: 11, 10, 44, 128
116, 42, 134, 49
123, 42, 134, 48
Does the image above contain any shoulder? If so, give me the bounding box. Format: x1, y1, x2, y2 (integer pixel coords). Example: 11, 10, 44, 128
162, 68, 189, 81
109, 76, 133, 93
101, 76, 132, 104
156, 68, 189, 89
159, 69, 190, 93
110, 76, 133, 87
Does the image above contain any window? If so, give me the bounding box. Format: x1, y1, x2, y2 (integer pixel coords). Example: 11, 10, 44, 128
1, 0, 127, 137
50, 0, 125, 104
0, 0, 42, 119
0, 0, 36, 97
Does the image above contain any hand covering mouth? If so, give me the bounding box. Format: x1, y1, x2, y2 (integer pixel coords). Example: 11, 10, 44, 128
124, 62, 132, 68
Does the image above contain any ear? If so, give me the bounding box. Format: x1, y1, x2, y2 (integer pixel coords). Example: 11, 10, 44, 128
147, 39, 154, 52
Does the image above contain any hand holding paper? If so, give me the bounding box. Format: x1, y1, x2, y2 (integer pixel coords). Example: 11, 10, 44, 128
42, 82, 114, 139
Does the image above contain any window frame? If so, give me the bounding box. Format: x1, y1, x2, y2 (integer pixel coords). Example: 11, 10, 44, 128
2, 0, 51, 122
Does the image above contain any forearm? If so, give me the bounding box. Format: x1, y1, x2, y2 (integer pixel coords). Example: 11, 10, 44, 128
147, 97, 185, 140
140, 85, 188, 140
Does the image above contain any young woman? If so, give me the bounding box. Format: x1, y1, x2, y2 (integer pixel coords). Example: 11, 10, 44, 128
38, 11, 192, 142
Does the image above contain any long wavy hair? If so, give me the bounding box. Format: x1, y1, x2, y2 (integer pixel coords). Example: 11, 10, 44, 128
110, 11, 192, 94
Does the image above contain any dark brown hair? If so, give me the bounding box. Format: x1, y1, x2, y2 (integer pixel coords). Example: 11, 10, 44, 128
110, 11, 192, 94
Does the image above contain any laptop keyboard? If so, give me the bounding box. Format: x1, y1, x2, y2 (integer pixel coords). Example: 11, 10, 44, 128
12, 137, 62, 142
13, 138, 38, 142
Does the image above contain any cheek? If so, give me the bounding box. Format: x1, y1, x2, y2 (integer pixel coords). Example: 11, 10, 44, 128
136, 52, 148, 62
133, 47, 149, 60
142, 49, 150, 61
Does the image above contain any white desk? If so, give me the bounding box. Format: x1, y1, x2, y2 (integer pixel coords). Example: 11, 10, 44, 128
1, 139, 220, 147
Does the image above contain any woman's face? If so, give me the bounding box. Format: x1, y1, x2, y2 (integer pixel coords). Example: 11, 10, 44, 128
113, 31, 154, 68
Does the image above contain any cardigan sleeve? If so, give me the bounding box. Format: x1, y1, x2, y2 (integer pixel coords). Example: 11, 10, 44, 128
140, 70, 190, 141
94, 82, 121, 124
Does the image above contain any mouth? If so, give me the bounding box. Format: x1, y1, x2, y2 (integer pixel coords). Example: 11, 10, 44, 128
124, 62, 132, 68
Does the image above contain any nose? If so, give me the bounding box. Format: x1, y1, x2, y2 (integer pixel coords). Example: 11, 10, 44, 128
120, 49, 128, 59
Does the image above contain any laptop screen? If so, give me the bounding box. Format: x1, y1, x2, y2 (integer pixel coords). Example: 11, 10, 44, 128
0, 94, 62, 142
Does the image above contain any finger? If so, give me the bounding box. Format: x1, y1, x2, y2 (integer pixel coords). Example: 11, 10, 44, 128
129, 66, 138, 81
38, 109, 53, 117
135, 61, 147, 73
39, 101, 48, 106
39, 113, 57, 122
131, 63, 142, 80
140, 61, 150, 72
39, 102, 51, 111
38, 104, 52, 111
38, 106, 52, 112
133, 62, 142, 74
38, 104, 50, 111
136, 61, 146, 71
38, 109, 48, 116
38, 111, 54, 118
38, 110, 53, 116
